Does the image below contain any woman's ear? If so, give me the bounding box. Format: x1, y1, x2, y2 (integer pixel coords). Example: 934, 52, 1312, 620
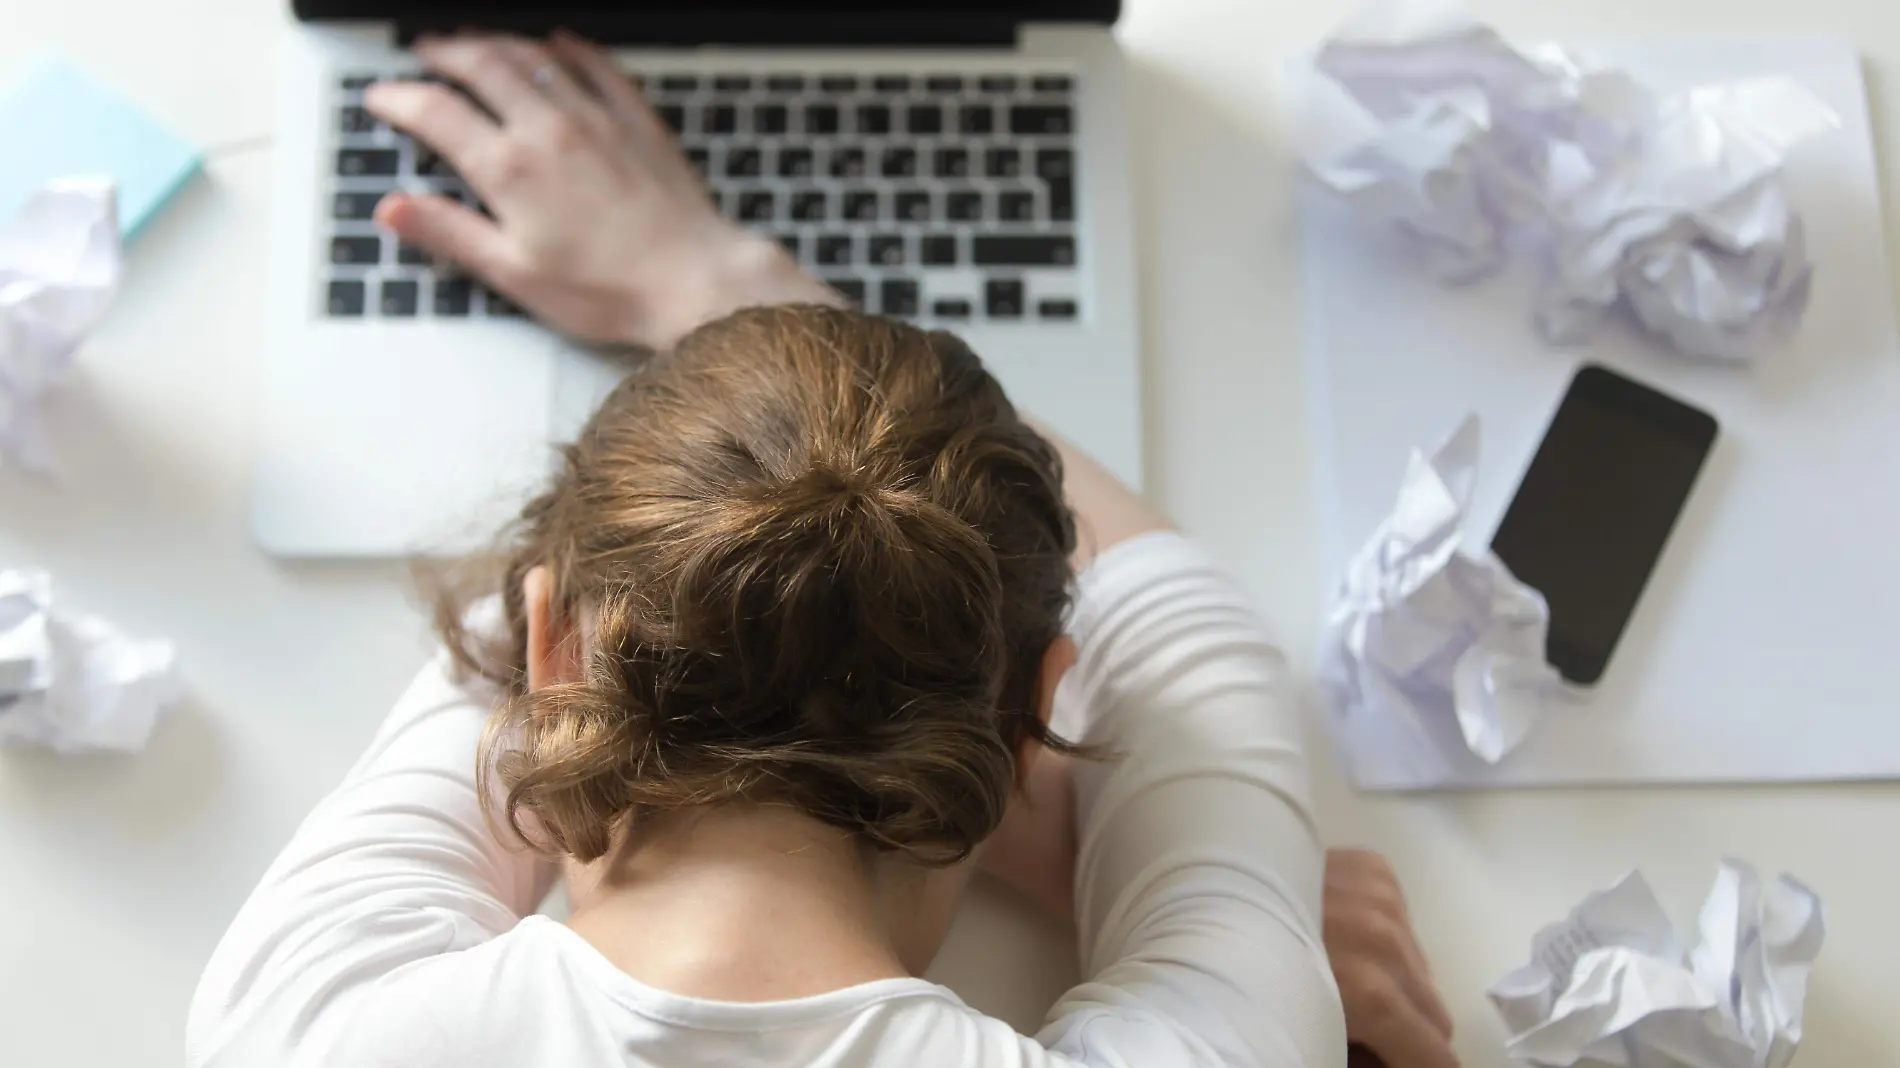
1018, 635, 1079, 773
524, 565, 584, 691
1037, 635, 1078, 728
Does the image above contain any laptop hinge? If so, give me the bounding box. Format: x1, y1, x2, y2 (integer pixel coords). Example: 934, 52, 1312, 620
394, 13, 1020, 49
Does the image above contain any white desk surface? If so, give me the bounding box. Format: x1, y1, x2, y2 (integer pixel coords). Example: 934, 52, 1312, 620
1, 1, 1895, 1064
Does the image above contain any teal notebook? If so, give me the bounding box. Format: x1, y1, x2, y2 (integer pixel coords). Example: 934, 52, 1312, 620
0, 54, 203, 239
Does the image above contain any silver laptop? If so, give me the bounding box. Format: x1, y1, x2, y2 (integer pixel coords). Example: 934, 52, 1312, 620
255, 1, 1143, 556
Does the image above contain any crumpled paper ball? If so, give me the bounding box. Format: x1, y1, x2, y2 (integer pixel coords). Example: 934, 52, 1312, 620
0, 176, 122, 472
1491, 858, 1825, 1068
0, 569, 179, 754
1318, 415, 1562, 772
1293, 0, 1839, 361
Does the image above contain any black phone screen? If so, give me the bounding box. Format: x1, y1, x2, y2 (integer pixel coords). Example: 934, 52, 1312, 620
1490, 365, 1717, 685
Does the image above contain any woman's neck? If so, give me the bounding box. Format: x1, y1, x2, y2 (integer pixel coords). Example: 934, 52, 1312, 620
563, 805, 921, 1002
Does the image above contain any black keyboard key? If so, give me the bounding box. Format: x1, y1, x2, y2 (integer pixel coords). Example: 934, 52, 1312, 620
1010, 105, 1072, 135
805, 104, 841, 135
484, 289, 526, 318
894, 190, 931, 223
776, 232, 802, 258
330, 235, 382, 266
703, 105, 738, 135
415, 145, 456, 179
767, 74, 806, 93
827, 276, 866, 305
658, 104, 686, 133
978, 74, 1017, 93
338, 105, 375, 134
1034, 148, 1073, 181
934, 147, 970, 179
379, 279, 420, 317
725, 147, 763, 177
754, 104, 789, 135
998, 190, 1036, 222
986, 279, 1024, 318
817, 235, 854, 266
880, 147, 918, 178
337, 148, 399, 177
856, 104, 891, 135
685, 145, 710, 174
925, 75, 963, 94
959, 104, 995, 135
819, 74, 859, 93
881, 279, 920, 317
873, 74, 911, 92
921, 234, 958, 266
932, 298, 972, 319
397, 241, 430, 266
432, 277, 473, 316
869, 235, 906, 267
906, 104, 942, 135
974, 235, 1075, 267
327, 279, 366, 316
714, 74, 753, 92
946, 190, 984, 222
985, 146, 1021, 178
660, 74, 698, 93
830, 147, 867, 178
340, 74, 377, 91
333, 191, 381, 220
737, 190, 777, 222
1039, 298, 1079, 319
1032, 74, 1074, 93
777, 146, 815, 178
790, 190, 828, 221
842, 190, 880, 222
1049, 177, 1075, 222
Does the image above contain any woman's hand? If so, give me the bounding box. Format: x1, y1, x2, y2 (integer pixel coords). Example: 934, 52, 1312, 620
364, 32, 837, 350
1325, 849, 1459, 1068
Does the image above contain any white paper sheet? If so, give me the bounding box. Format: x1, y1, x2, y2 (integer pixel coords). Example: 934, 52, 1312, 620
1295, 36, 1900, 786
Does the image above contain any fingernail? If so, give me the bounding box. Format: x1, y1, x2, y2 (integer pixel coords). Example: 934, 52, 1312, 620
373, 192, 405, 224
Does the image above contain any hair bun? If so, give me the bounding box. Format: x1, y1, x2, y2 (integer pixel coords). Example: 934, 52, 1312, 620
691, 461, 1008, 731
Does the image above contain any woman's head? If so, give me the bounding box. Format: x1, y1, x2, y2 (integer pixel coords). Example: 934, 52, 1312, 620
441, 304, 1078, 869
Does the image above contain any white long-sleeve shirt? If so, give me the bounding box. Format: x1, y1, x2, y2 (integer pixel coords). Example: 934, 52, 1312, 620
187, 532, 1346, 1068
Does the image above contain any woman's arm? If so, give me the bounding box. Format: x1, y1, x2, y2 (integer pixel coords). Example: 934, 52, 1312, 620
186, 657, 547, 1064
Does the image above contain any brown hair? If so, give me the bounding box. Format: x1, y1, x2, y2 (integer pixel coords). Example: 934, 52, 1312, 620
437, 304, 1079, 866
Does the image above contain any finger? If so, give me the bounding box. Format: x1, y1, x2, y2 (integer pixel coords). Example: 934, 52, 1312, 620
551, 31, 665, 142
1345, 914, 1455, 1041
374, 192, 514, 280
365, 81, 497, 166
415, 34, 552, 123
1352, 978, 1461, 1068
491, 38, 601, 125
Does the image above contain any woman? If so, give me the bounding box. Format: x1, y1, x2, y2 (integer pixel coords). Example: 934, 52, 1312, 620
188, 32, 1456, 1068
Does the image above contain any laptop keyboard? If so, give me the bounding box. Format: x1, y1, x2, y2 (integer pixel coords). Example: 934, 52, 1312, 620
324, 67, 1082, 325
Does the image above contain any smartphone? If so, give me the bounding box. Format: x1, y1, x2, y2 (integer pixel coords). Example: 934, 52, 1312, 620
1490, 364, 1718, 686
